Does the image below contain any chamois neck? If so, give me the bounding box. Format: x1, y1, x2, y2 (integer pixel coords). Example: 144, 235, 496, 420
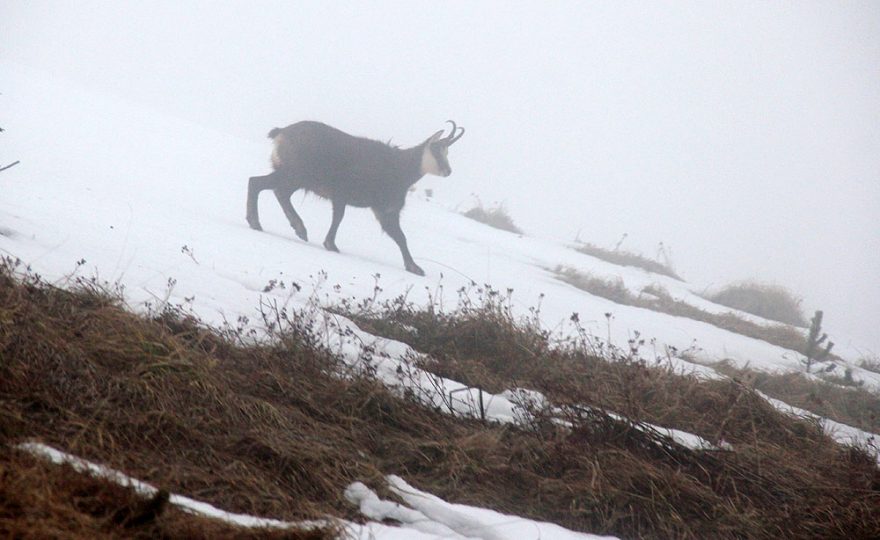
400, 143, 427, 185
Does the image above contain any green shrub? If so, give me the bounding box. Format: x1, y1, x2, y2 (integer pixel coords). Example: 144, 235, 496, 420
803, 310, 834, 373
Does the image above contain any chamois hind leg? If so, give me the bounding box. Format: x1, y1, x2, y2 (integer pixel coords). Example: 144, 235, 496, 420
323, 200, 346, 252
373, 208, 424, 276
274, 184, 308, 242
246, 171, 283, 231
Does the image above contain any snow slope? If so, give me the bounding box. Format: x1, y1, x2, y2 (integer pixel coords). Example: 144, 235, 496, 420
2, 63, 878, 535
2, 63, 876, 387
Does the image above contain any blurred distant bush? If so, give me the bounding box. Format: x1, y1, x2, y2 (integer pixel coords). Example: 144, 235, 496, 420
705, 281, 807, 327
857, 355, 880, 375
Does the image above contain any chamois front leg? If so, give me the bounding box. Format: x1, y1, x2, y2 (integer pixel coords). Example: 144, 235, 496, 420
324, 200, 346, 252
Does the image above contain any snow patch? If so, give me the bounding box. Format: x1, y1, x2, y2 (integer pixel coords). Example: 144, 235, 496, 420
346, 475, 619, 540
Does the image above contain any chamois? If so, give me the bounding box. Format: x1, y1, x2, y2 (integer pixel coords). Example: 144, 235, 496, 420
246, 121, 464, 275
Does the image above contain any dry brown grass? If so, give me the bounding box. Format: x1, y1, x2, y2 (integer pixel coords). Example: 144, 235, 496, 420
2, 261, 879, 539
554, 266, 810, 354
0, 450, 320, 539
461, 202, 523, 234
711, 363, 880, 434
349, 286, 880, 538
571, 242, 682, 280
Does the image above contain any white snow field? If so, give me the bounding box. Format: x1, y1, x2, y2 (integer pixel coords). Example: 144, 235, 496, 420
2, 63, 877, 536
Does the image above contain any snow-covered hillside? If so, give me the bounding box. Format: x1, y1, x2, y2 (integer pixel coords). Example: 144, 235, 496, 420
1, 64, 874, 385
2, 63, 878, 537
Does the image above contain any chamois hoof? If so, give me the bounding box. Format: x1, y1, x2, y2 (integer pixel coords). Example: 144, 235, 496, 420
246, 218, 263, 231
323, 240, 339, 253
406, 263, 425, 276
294, 228, 308, 242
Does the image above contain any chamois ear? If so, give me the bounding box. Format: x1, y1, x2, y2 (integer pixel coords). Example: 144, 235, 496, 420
426, 130, 444, 144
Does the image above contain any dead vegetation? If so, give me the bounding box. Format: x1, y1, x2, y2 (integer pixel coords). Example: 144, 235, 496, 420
348, 285, 880, 538
0, 450, 320, 539
461, 201, 523, 234
711, 363, 880, 435
553, 265, 811, 354
2, 260, 879, 539
571, 241, 682, 280
704, 281, 807, 327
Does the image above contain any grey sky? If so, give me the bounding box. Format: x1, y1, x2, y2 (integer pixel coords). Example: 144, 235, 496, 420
5, 1, 879, 352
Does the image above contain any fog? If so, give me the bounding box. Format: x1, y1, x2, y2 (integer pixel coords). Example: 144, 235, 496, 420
5, 1, 879, 353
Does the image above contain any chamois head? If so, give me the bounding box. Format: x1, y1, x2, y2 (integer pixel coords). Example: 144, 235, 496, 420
420, 120, 465, 177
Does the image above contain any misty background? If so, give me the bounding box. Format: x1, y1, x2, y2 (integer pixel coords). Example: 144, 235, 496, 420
4, 1, 878, 353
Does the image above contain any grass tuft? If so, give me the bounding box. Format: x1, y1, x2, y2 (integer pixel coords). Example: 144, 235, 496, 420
461, 201, 523, 234
571, 241, 682, 280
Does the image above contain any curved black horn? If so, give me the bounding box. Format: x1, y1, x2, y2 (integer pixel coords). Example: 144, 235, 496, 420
445, 120, 465, 145
444, 120, 457, 141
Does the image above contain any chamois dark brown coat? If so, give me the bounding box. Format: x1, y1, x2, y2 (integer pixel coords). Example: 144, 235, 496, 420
246, 121, 464, 275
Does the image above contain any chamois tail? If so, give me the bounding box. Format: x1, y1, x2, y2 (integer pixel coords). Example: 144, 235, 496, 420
267, 127, 282, 139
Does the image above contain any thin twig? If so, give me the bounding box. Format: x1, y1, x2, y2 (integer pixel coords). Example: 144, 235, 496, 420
0, 160, 20, 172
